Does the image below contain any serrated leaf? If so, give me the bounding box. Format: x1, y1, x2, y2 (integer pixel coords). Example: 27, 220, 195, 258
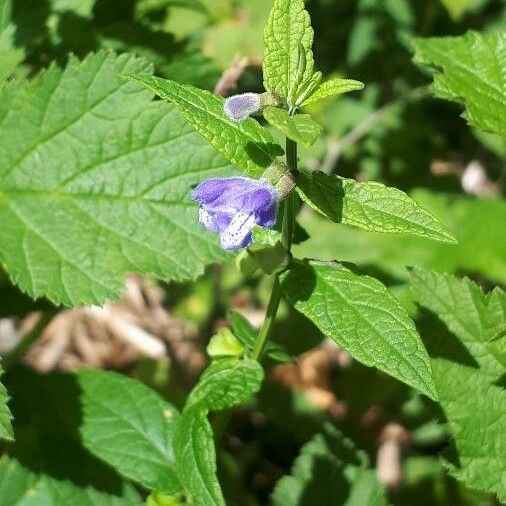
301, 78, 365, 107
272, 424, 386, 506
0, 361, 13, 441
78, 369, 181, 494
263, 106, 323, 147
0, 455, 143, 506
0, 51, 235, 307
412, 268, 506, 501
186, 357, 264, 411
263, 0, 315, 105
174, 409, 224, 506
297, 171, 457, 243
127, 74, 283, 177
412, 31, 506, 136
175, 357, 264, 505
281, 260, 437, 399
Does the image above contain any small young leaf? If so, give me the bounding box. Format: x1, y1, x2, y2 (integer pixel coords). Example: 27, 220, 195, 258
78, 370, 181, 494
186, 358, 264, 411
0, 362, 13, 442
263, 0, 315, 106
0, 455, 143, 506
127, 74, 283, 177
281, 260, 437, 399
412, 31, 506, 136
174, 409, 224, 506
412, 268, 506, 501
175, 358, 264, 506
263, 106, 323, 147
272, 424, 386, 506
301, 78, 365, 107
297, 171, 457, 243
0, 51, 236, 307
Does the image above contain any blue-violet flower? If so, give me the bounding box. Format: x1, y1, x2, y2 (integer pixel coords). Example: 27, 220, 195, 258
224, 93, 262, 122
192, 177, 279, 250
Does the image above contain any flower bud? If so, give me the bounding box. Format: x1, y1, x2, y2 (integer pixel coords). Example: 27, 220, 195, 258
224, 93, 261, 122
207, 328, 244, 358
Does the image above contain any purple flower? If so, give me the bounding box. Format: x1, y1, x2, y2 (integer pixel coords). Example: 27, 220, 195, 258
224, 93, 261, 122
192, 177, 279, 250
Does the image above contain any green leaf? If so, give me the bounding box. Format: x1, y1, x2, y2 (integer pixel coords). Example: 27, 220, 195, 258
78, 369, 181, 494
127, 74, 283, 177
0, 455, 143, 506
297, 171, 457, 243
0, 0, 24, 82
0, 361, 13, 441
186, 357, 264, 411
301, 78, 365, 107
295, 190, 506, 285
175, 357, 264, 505
263, 106, 323, 147
0, 51, 235, 307
280, 260, 437, 399
412, 31, 506, 136
263, 0, 315, 106
272, 424, 386, 506
412, 269, 506, 501
438, 0, 489, 20
174, 409, 224, 506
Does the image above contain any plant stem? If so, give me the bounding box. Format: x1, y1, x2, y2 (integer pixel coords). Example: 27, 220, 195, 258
252, 138, 298, 361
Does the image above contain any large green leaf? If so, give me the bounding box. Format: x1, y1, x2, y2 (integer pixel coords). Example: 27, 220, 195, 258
412, 269, 506, 501
0, 51, 234, 307
297, 171, 456, 243
263, 107, 322, 147
0, 361, 13, 441
0, 455, 143, 506
174, 358, 264, 506
272, 425, 386, 506
263, 0, 316, 106
295, 191, 506, 284
127, 74, 283, 177
281, 260, 437, 399
412, 31, 506, 136
78, 369, 181, 494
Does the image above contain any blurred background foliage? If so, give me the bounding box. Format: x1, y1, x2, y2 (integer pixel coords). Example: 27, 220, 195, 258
0, 0, 505, 504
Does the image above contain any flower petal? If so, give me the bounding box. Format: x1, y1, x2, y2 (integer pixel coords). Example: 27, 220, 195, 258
224, 93, 261, 122
198, 208, 219, 231
220, 212, 256, 250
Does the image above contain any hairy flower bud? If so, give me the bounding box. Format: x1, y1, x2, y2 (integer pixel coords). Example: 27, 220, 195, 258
224, 92, 280, 122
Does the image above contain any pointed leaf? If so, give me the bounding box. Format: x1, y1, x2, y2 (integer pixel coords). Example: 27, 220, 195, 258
302, 78, 364, 107
78, 370, 181, 494
127, 74, 283, 177
412, 31, 506, 136
263, 0, 315, 105
297, 171, 457, 243
0, 51, 235, 307
281, 260, 437, 399
263, 107, 323, 147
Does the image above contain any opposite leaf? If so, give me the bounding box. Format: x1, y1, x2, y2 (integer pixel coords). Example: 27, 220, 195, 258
128, 74, 283, 177
78, 369, 181, 494
0, 362, 13, 442
263, 0, 315, 106
186, 357, 264, 411
412, 31, 506, 136
297, 171, 457, 243
0, 51, 235, 307
281, 260, 437, 400
412, 268, 506, 501
263, 106, 323, 147
301, 78, 365, 107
